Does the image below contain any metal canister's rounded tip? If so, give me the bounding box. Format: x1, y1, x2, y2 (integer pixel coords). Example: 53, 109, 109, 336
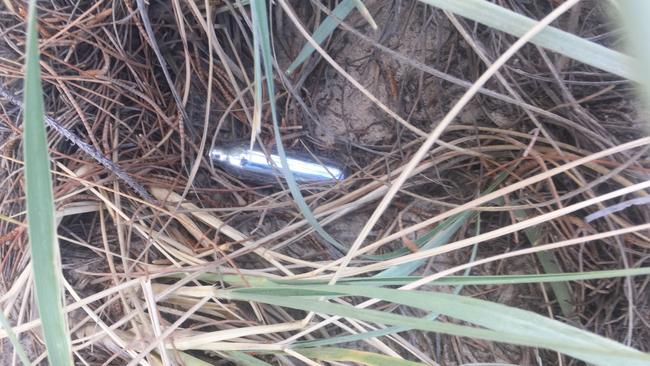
209, 148, 228, 162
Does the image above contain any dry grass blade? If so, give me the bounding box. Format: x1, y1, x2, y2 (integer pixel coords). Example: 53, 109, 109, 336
135, 0, 190, 125
328, 0, 581, 284
298, 136, 650, 278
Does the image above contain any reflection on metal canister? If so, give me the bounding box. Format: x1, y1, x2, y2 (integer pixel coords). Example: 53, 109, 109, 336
209, 144, 345, 184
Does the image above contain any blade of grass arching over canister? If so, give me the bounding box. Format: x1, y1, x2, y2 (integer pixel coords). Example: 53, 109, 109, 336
250, 0, 349, 254
417, 0, 635, 81
23, 0, 73, 364
249, 0, 263, 149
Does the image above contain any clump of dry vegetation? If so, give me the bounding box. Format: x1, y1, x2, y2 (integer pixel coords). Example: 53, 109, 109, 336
1, 0, 649, 365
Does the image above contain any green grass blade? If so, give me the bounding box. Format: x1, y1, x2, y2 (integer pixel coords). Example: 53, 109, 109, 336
296, 347, 425, 366
618, 0, 650, 115
516, 210, 574, 317
176, 351, 218, 366
197, 266, 650, 287
0, 311, 31, 365
23, 0, 73, 364
224, 285, 650, 366
298, 216, 481, 348
294, 329, 387, 349
223, 291, 512, 343
373, 212, 471, 277
286, 0, 356, 74
250, 0, 349, 254
374, 172, 506, 276
367, 174, 505, 262
418, 0, 635, 81
224, 351, 274, 366
249, 0, 264, 149
287, 0, 635, 81
215, 0, 250, 15
364, 211, 464, 261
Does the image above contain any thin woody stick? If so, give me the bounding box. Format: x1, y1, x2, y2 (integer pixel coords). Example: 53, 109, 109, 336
0, 86, 155, 203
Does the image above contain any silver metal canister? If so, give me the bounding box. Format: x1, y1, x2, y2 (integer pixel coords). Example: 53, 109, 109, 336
209, 144, 345, 184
